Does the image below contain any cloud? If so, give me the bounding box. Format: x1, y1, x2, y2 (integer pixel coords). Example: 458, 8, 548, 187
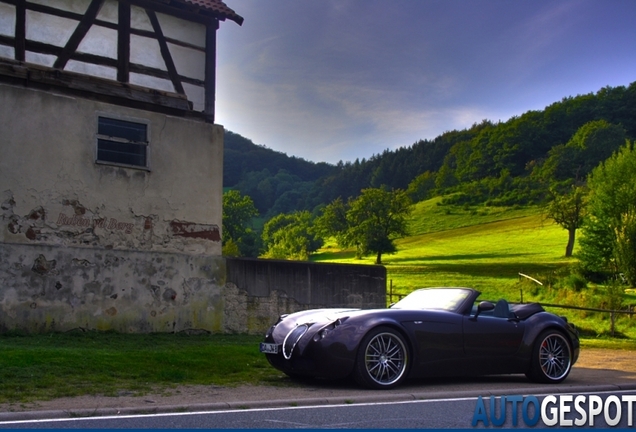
216, 0, 636, 164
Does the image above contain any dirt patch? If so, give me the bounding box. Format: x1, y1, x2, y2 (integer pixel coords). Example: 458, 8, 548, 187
574, 348, 636, 372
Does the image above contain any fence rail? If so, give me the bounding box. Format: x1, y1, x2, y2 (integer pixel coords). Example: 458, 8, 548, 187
387, 273, 636, 318
387, 279, 635, 336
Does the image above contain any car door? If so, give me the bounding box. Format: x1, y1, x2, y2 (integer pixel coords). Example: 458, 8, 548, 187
462, 313, 526, 358
401, 310, 465, 372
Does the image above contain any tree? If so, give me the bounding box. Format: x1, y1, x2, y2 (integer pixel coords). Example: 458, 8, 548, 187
222, 190, 259, 256
261, 211, 322, 260
580, 141, 636, 285
314, 197, 349, 246
406, 171, 437, 202
545, 185, 587, 257
318, 188, 412, 264
537, 120, 627, 184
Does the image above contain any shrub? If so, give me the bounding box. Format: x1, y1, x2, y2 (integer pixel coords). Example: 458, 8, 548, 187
564, 273, 588, 292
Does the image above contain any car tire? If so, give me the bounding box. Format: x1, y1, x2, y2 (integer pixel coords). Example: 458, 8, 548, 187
353, 326, 409, 389
526, 329, 572, 384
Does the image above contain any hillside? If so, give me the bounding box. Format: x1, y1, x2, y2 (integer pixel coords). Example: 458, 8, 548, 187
223, 131, 337, 216
225, 82, 636, 217
313, 198, 636, 339
313, 199, 572, 297
223, 131, 335, 187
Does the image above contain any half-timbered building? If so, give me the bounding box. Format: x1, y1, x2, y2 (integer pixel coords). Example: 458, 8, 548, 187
0, 0, 243, 333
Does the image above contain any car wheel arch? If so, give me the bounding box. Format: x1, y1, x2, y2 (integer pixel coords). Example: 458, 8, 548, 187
352, 323, 415, 390
521, 317, 574, 348
360, 323, 415, 363
526, 327, 574, 383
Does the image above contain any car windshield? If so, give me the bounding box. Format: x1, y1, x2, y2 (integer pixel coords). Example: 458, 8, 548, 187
391, 288, 472, 312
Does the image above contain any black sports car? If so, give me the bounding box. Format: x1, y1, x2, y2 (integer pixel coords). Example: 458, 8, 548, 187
259, 287, 579, 389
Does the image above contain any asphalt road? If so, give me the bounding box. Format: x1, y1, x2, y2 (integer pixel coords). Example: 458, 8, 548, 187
1, 365, 635, 428
2, 390, 636, 429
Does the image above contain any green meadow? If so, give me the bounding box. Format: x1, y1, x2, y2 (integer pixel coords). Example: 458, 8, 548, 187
313, 198, 636, 342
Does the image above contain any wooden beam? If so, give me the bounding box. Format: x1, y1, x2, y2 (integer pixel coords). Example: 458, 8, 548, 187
53, 0, 105, 70
145, 8, 184, 95
117, 1, 130, 82
14, 0, 25, 61
0, 36, 205, 87
0, 59, 192, 111
204, 20, 218, 123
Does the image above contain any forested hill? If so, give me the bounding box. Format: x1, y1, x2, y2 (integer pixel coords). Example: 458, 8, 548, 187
223, 131, 336, 186
224, 81, 636, 216
223, 131, 338, 216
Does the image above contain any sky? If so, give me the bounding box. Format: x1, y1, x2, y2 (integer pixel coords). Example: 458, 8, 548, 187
215, 0, 636, 165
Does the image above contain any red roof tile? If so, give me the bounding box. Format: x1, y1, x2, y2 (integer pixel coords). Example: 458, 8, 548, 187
176, 0, 243, 25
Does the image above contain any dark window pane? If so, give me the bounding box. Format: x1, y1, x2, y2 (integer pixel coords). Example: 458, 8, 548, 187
98, 117, 147, 142
97, 139, 147, 167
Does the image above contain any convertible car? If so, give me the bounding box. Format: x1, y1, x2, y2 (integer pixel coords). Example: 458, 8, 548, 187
259, 287, 579, 389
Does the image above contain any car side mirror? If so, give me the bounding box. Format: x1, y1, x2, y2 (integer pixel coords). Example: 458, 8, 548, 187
472, 301, 494, 320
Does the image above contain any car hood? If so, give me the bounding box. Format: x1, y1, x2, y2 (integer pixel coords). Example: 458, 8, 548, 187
281, 308, 363, 324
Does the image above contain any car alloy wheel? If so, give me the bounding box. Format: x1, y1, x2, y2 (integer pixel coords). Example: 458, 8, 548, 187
354, 326, 409, 389
527, 330, 572, 383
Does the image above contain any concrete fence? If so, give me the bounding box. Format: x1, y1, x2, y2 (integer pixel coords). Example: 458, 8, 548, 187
224, 257, 387, 333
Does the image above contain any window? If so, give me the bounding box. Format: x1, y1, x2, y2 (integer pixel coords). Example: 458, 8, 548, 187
96, 117, 149, 169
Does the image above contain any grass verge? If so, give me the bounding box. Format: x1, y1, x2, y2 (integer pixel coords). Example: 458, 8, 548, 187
0, 332, 279, 404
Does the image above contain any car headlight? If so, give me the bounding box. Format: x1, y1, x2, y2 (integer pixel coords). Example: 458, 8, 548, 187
312, 317, 347, 342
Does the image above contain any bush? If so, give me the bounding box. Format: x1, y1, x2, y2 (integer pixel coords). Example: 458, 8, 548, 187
563, 273, 588, 292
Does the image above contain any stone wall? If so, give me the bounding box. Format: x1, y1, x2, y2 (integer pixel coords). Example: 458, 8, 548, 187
0, 243, 226, 333
225, 258, 387, 333
0, 248, 387, 334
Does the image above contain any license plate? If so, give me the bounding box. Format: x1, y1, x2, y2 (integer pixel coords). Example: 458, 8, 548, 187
259, 342, 279, 354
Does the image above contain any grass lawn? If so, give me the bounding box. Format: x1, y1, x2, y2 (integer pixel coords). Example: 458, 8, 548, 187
0, 332, 280, 403
314, 203, 575, 300
313, 200, 636, 339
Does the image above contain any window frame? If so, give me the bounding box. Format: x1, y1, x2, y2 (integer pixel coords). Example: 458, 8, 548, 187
95, 114, 151, 171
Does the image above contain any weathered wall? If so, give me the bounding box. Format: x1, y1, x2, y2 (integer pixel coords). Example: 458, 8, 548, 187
0, 83, 223, 255
0, 243, 225, 333
0, 81, 225, 334
0, 249, 387, 334
225, 258, 387, 333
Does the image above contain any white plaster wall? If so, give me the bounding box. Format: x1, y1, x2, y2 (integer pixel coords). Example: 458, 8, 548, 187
156, 12, 205, 48
0, 2, 15, 36
2, 0, 207, 112
0, 83, 223, 255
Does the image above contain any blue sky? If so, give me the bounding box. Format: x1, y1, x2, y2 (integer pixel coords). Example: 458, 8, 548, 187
215, 0, 636, 165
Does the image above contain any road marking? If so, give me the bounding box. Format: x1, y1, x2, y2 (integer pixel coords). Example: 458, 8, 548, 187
1, 390, 632, 426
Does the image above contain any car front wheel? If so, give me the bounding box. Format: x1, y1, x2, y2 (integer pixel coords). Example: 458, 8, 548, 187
353, 326, 409, 389
526, 330, 572, 383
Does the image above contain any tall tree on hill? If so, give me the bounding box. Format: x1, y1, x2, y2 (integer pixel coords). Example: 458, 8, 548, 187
580, 141, 636, 285
545, 185, 588, 257
317, 188, 412, 264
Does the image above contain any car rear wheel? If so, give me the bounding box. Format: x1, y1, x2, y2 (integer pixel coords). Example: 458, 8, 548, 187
353, 326, 409, 389
526, 330, 572, 383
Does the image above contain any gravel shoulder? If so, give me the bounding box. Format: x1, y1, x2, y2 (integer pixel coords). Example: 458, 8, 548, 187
1, 348, 635, 416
